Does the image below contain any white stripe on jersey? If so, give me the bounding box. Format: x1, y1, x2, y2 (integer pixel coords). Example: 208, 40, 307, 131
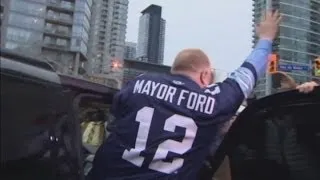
229, 67, 255, 98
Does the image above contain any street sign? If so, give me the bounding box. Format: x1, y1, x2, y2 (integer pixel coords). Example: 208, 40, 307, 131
278, 64, 310, 72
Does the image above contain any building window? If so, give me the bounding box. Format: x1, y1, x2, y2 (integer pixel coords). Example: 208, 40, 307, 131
75, 1, 91, 19
74, 12, 90, 31
61, 1, 74, 9
5, 41, 19, 49
10, 0, 45, 16
8, 13, 44, 30
57, 38, 67, 47
6, 27, 42, 44
80, 41, 87, 54
71, 38, 87, 55
72, 25, 88, 43
47, 10, 72, 22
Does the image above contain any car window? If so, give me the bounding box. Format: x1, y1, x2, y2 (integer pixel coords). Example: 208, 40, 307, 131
228, 103, 320, 180
1, 74, 80, 179
72, 94, 112, 175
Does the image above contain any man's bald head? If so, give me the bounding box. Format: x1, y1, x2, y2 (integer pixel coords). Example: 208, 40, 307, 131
171, 48, 211, 73
171, 48, 214, 88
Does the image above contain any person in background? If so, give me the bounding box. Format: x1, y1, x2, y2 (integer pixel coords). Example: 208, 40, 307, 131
273, 71, 319, 93
296, 81, 319, 93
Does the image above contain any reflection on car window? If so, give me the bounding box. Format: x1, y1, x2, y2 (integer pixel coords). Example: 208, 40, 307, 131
1, 75, 77, 179
229, 104, 320, 180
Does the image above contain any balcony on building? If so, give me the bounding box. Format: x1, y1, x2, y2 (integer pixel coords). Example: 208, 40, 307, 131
44, 23, 72, 39
47, 0, 75, 14
45, 10, 73, 26
42, 36, 71, 52
115, 0, 129, 6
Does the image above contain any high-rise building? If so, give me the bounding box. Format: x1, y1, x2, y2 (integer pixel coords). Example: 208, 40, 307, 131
0, 2, 4, 26
0, 0, 93, 76
136, 4, 166, 65
252, 0, 320, 98
124, 41, 137, 59
88, 0, 128, 74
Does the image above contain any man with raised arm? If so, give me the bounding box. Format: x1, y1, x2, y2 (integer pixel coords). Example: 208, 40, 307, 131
89, 11, 282, 180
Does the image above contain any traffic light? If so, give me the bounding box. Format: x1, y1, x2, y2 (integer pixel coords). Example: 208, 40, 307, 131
314, 57, 320, 77
268, 53, 278, 74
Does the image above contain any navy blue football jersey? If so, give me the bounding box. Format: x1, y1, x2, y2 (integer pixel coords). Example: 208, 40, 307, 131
89, 40, 272, 180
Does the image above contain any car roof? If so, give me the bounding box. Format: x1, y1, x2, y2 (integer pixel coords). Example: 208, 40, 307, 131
59, 74, 118, 95
0, 49, 118, 95
0, 48, 55, 71
240, 86, 320, 119
1, 53, 61, 84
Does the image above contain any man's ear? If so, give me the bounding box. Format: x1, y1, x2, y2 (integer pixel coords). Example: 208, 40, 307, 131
211, 71, 215, 84
199, 71, 207, 86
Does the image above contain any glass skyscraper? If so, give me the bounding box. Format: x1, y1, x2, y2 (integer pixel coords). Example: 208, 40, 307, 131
136, 4, 166, 65
253, 0, 320, 98
1, 0, 93, 76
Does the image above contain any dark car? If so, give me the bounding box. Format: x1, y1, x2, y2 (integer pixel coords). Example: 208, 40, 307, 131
201, 85, 320, 180
1, 49, 320, 180
1, 49, 117, 180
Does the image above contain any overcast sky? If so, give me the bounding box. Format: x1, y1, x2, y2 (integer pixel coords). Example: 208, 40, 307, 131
126, 0, 254, 72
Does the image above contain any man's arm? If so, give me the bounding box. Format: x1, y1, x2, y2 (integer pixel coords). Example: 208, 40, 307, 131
228, 39, 272, 98
226, 10, 281, 99
110, 80, 134, 117
204, 11, 281, 115
209, 39, 272, 114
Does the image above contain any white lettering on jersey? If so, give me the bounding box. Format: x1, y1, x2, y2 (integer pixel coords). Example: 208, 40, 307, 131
133, 80, 145, 93
132, 80, 216, 115
177, 90, 188, 106
187, 92, 198, 109
141, 80, 151, 95
204, 97, 215, 114
156, 84, 168, 99
150, 81, 160, 96
165, 86, 177, 103
122, 107, 198, 174
194, 94, 207, 112
204, 86, 221, 96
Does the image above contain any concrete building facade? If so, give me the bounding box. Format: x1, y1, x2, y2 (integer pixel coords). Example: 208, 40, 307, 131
88, 0, 128, 74
124, 41, 137, 60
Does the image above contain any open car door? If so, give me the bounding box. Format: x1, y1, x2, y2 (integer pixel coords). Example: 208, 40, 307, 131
208, 87, 320, 180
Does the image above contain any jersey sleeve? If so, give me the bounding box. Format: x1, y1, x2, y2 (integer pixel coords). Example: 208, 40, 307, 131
110, 73, 148, 117
203, 39, 272, 118
110, 78, 135, 117
228, 39, 272, 97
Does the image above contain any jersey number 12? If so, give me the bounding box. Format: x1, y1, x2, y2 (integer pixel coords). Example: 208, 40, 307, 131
122, 106, 198, 174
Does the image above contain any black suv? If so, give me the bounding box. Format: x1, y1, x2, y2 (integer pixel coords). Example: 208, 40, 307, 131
1, 50, 117, 180
202, 85, 320, 180
1, 49, 320, 180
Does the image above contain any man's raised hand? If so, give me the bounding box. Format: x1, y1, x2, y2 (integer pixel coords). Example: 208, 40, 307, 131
256, 10, 282, 41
